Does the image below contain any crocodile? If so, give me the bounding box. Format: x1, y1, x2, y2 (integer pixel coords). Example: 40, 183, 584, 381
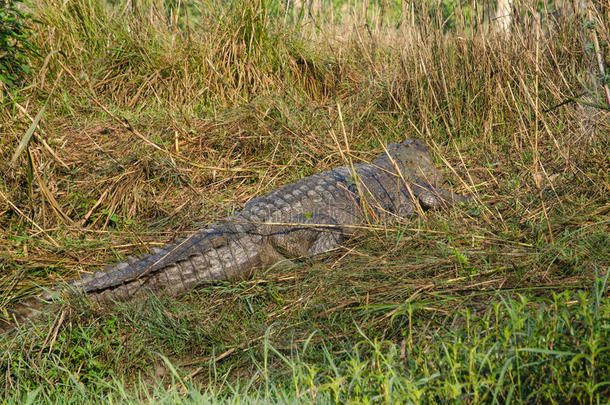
1, 138, 470, 330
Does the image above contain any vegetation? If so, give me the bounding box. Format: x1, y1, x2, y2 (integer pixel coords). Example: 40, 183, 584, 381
0, 0, 608, 403
0, 0, 35, 87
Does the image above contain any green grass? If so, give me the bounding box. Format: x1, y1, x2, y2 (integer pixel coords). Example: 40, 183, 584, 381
1, 0, 609, 403
3, 273, 609, 403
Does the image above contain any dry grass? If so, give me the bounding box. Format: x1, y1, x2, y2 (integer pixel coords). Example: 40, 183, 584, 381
0, 0, 608, 401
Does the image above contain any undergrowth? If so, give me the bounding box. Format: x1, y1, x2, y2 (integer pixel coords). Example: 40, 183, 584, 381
3, 273, 609, 403
0, 0, 608, 403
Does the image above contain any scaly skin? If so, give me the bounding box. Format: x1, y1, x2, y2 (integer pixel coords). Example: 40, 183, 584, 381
1, 138, 470, 330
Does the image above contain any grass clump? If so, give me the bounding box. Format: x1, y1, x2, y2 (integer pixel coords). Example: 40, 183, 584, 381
0, 0, 609, 402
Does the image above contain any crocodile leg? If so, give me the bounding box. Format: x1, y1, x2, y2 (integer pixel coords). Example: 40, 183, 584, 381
268, 213, 347, 258
410, 183, 472, 209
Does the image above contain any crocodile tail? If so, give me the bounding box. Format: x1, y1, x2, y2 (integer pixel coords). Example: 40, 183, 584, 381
1, 218, 263, 331
47, 218, 263, 303
57, 234, 207, 295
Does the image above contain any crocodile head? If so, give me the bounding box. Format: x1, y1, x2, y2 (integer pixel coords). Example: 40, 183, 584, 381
373, 138, 444, 186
